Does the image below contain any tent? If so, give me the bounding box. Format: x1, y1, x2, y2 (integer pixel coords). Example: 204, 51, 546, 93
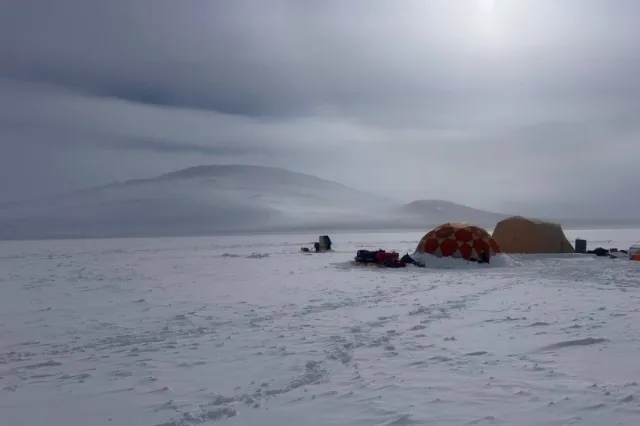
491, 216, 574, 254
415, 222, 501, 261
319, 235, 332, 251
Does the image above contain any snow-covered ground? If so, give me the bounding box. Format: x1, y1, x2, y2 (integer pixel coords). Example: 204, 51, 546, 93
2, 229, 640, 426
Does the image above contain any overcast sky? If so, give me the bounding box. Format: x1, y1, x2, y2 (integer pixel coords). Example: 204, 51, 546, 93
1, 0, 639, 217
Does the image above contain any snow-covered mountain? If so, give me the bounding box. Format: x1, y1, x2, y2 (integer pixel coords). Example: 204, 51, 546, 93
0, 165, 404, 239
1, 164, 596, 240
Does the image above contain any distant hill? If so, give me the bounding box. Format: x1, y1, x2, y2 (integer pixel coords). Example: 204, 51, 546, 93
396, 199, 509, 229
0, 165, 633, 240
0, 165, 399, 240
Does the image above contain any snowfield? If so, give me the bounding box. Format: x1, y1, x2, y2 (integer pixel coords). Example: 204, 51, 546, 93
2, 229, 640, 426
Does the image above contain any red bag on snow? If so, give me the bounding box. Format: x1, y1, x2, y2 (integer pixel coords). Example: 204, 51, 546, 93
376, 251, 399, 264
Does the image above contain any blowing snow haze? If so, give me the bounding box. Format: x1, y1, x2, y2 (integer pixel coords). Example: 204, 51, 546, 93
2, 0, 640, 235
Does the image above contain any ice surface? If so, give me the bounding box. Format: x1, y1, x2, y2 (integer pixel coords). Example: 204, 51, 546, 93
2, 229, 640, 425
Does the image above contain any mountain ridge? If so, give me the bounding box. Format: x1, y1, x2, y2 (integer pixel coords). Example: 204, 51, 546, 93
0, 164, 397, 239
0, 164, 393, 212
0, 164, 635, 240
113, 164, 369, 193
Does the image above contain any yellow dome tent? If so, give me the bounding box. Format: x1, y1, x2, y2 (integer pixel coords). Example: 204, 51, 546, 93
492, 216, 575, 254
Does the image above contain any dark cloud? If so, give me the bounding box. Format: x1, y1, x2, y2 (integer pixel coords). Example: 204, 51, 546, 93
102, 138, 265, 156
4, 0, 640, 122
0, 0, 639, 216
0, 118, 267, 157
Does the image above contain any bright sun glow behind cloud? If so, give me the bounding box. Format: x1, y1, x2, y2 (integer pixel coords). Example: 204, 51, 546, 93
477, 0, 496, 13
473, 0, 505, 47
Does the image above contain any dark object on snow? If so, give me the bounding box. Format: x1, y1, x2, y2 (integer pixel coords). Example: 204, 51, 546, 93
383, 259, 406, 268
582, 247, 629, 259
575, 238, 587, 254
376, 251, 400, 265
307, 236, 332, 253
301, 247, 310, 252
355, 249, 381, 264
587, 247, 609, 257
320, 235, 332, 251
401, 253, 425, 268
354, 249, 406, 268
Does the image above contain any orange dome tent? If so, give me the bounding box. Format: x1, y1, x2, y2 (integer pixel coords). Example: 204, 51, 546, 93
416, 222, 501, 261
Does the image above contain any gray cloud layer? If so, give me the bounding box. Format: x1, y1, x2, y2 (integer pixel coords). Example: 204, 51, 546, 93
1, 0, 639, 218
